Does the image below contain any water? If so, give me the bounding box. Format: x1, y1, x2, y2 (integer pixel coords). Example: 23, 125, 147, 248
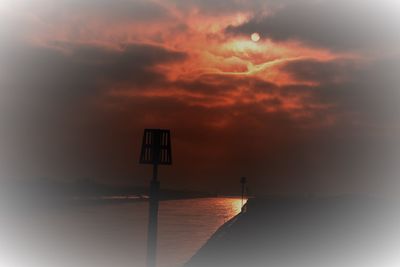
157, 198, 243, 267
11, 197, 242, 267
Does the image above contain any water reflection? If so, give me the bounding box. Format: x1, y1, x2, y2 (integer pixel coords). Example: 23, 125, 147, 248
157, 197, 243, 267
15, 197, 244, 267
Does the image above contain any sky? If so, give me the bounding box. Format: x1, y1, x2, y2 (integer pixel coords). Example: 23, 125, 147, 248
1, 0, 400, 194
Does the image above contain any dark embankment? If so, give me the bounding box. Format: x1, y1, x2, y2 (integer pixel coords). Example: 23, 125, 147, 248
186, 196, 400, 267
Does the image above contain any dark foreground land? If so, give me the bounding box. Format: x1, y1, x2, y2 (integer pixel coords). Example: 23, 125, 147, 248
186, 196, 400, 267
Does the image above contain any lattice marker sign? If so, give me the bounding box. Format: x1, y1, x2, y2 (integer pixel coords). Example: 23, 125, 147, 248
140, 129, 172, 165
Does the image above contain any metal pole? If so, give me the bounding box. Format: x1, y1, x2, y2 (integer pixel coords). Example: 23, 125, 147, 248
241, 184, 244, 207
241, 182, 245, 208
147, 164, 159, 267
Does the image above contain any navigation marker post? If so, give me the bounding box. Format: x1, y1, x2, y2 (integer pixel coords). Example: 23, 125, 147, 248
139, 129, 172, 267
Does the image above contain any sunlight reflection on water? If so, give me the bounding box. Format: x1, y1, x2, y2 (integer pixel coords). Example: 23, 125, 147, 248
9, 197, 244, 267
157, 198, 243, 267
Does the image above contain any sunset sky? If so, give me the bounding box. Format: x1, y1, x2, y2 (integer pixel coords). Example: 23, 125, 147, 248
1, 0, 400, 194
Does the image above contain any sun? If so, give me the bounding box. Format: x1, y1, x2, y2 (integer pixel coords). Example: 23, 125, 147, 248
251, 32, 261, 42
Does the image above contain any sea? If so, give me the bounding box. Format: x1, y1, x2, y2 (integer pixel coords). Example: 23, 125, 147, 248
5, 198, 243, 267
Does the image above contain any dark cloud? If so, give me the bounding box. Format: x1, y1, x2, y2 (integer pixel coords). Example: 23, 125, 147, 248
82, 87, 399, 194
0, 42, 187, 181
1, 0, 400, 194
174, 74, 277, 97
23, 0, 172, 24
281, 59, 358, 84
2, 41, 187, 99
226, 0, 400, 51
281, 58, 400, 131
169, 0, 268, 15
2, 40, 399, 193
82, 94, 312, 192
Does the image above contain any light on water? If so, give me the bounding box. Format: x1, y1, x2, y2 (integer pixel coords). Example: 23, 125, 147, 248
157, 197, 245, 267
15, 197, 245, 267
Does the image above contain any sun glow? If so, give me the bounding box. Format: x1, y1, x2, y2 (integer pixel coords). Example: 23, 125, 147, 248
225, 39, 264, 53
251, 32, 261, 42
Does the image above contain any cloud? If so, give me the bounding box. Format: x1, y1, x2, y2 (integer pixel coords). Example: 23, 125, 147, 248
168, 0, 267, 15
279, 57, 400, 129
173, 74, 277, 100
281, 58, 359, 84
226, 0, 400, 52
2, 41, 187, 98
1, 0, 399, 194
22, 0, 172, 23
2, 39, 398, 193
0, 41, 187, 180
